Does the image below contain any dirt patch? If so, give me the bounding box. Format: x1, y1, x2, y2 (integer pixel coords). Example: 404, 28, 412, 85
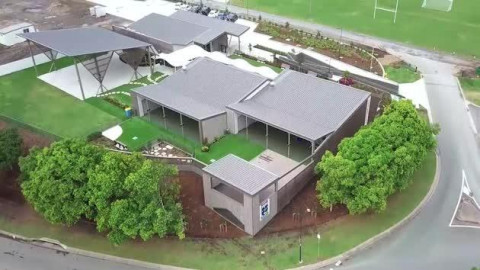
272, 37, 383, 75
0, 0, 128, 64
0, 121, 346, 239
0, 120, 53, 203
258, 180, 347, 235
178, 171, 247, 238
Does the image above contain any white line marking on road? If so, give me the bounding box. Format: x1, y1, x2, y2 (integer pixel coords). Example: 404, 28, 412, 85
449, 169, 480, 229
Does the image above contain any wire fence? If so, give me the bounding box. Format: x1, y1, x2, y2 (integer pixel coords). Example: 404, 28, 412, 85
0, 114, 62, 141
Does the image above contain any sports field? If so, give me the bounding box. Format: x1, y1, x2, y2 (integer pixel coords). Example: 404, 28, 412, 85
232, 0, 480, 57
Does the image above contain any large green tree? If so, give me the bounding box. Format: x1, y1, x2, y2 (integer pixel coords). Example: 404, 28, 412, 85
88, 152, 185, 244
20, 139, 185, 244
0, 128, 22, 171
316, 100, 438, 214
19, 139, 103, 225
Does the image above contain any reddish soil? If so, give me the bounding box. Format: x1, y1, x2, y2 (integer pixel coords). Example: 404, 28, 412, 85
178, 171, 247, 238
271, 37, 383, 75
0, 120, 346, 239
0, 120, 52, 204
258, 180, 347, 235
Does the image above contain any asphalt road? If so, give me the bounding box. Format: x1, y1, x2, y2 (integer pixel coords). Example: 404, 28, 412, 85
331, 56, 480, 270
0, 237, 161, 270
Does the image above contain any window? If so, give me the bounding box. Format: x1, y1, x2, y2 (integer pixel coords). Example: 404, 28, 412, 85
23, 28, 30, 33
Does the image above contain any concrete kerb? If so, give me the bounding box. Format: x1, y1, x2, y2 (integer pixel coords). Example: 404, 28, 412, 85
288, 152, 441, 270
0, 153, 440, 270
455, 77, 478, 134
0, 229, 192, 270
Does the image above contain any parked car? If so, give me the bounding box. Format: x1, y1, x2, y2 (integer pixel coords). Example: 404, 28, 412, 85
180, 4, 190, 10
208, 9, 219, 18
217, 12, 228, 20
192, 5, 202, 13
226, 13, 238, 22
200, 6, 211, 15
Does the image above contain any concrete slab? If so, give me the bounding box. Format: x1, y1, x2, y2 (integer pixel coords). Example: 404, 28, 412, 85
250, 149, 306, 189
38, 54, 151, 100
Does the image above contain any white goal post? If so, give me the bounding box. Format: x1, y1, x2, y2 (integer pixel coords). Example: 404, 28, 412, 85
373, 0, 400, 23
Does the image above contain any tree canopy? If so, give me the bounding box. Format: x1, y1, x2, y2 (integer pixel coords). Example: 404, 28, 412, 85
0, 128, 22, 171
316, 100, 438, 214
20, 139, 102, 225
20, 139, 185, 244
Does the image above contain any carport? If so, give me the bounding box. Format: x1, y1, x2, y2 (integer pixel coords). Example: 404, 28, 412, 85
20, 27, 154, 100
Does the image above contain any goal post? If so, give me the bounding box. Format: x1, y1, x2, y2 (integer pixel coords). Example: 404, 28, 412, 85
373, 0, 400, 23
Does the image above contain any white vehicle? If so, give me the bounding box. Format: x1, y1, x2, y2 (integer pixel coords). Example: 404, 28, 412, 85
208, 9, 219, 18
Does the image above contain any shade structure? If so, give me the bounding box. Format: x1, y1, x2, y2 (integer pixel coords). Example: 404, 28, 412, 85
21, 27, 153, 100
19, 27, 150, 57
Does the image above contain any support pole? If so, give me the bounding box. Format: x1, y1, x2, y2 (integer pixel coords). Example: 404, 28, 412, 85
238, 36, 241, 52
73, 58, 86, 100
265, 124, 269, 148
180, 114, 184, 137
146, 100, 151, 121
27, 40, 38, 76
147, 46, 153, 75
393, 0, 399, 23
93, 55, 104, 93
162, 106, 166, 128
245, 115, 249, 139
287, 133, 291, 158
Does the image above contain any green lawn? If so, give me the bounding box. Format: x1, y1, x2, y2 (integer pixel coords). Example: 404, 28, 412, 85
0, 58, 120, 138
459, 77, 480, 106
102, 72, 166, 108
117, 117, 265, 162
232, 0, 480, 57
385, 63, 421, 83
196, 134, 265, 163
229, 54, 283, 73
0, 151, 436, 269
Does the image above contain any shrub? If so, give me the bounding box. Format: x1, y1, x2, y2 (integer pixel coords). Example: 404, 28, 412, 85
316, 100, 438, 214
86, 131, 102, 142
201, 145, 210, 152
0, 128, 22, 171
20, 140, 185, 244
476, 67, 480, 76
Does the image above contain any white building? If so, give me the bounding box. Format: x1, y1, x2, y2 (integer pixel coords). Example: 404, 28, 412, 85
0, 22, 36, 46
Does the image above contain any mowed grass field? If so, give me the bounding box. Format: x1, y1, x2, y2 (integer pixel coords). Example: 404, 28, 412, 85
232, 0, 480, 57
0, 58, 120, 138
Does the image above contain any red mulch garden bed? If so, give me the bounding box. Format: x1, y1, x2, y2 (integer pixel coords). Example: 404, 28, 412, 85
0, 120, 347, 240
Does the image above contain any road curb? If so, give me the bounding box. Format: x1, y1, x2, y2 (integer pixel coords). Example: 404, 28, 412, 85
289, 152, 441, 270
0, 230, 192, 270
455, 77, 479, 134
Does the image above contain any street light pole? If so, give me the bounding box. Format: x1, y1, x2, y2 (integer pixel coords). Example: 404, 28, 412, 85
299, 211, 303, 264
316, 233, 321, 259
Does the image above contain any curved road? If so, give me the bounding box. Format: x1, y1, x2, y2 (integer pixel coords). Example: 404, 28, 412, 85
333, 56, 480, 270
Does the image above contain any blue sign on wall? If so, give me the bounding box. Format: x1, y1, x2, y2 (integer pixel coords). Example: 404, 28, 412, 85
260, 199, 270, 221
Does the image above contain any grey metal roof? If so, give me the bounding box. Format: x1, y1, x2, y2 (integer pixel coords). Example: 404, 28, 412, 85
19, 27, 150, 56
129, 13, 208, 46
133, 57, 268, 120
0, 22, 32, 34
170, 11, 249, 44
203, 154, 278, 195
228, 70, 371, 141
